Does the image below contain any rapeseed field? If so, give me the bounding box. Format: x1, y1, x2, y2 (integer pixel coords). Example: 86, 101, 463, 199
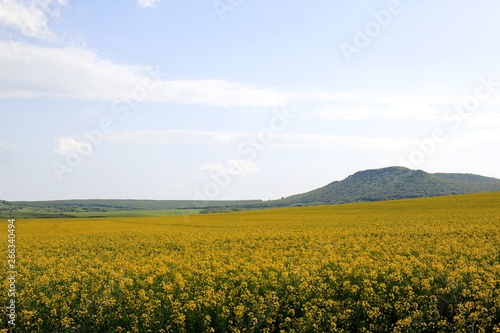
2, 192, 500, 332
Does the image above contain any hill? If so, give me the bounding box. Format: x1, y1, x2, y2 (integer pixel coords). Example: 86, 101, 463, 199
276, 166, 500, 206
200, 166, 500, 212
3, 166, 500, 217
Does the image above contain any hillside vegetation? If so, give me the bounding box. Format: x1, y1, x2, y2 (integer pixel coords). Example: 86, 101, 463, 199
280, 166, 500, 206
2, 167, 500, 217
200, 167, 500, 213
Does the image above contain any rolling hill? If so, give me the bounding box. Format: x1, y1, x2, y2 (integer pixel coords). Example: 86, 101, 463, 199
2, 166, 500, 217
276, 166, 500, 206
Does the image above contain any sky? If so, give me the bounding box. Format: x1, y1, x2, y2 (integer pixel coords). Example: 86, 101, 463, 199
0, 0, 499, 201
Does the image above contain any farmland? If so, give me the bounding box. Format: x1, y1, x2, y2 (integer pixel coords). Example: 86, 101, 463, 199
2, 192, 500, 332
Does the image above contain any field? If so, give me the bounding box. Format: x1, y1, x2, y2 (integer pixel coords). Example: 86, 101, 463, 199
2, 193, 500, 332
0, 199, 257, 219
0, 208, 200, 219
68, 209, 202, 218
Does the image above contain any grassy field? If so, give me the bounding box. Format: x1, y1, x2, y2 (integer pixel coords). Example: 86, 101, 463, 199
0, 199, 259, 219
68, 209, 202, 218
0, 208, 202, 219
1, 193, 500, 332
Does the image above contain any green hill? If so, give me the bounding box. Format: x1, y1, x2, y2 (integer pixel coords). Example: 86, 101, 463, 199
278, 166, 500, 206
3, 166, 500, 217
197, 167, 500, 213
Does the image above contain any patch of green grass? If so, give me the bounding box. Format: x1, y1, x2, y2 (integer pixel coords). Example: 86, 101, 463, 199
0, 209, 201, 219
62, 209, 202, 218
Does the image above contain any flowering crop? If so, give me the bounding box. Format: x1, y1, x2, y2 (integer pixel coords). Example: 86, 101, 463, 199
1, 192, 500, 332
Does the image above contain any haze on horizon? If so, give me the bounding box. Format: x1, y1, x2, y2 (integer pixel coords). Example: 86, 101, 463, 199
1, 0, 499, 201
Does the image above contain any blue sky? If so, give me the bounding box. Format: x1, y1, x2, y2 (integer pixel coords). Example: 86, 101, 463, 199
1, 0, 499, 201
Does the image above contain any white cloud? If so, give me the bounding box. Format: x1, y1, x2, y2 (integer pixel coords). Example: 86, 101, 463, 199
459, 112, 500, 128
156, 79, 291, 107
54, 137, 92, 156
107, 130, 252, 145
305, 91, 358, 101
444, 130, 500, 150
106, 129, 413, 153
201, 159, 259, 177
200, 163, 227, 174
137, 0, 159, 8
0, 0, 66, 42
277, 133, 412, 151
108, 128, 499, 156
229, 159, 259, 176
213, 134, 239, 144
313, 92, 453, 121
0, 42, 144, 99
317, 106, 377, 120
0, 42, 290, 106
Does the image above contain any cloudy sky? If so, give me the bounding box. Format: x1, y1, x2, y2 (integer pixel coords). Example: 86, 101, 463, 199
1, 0, 499, 201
